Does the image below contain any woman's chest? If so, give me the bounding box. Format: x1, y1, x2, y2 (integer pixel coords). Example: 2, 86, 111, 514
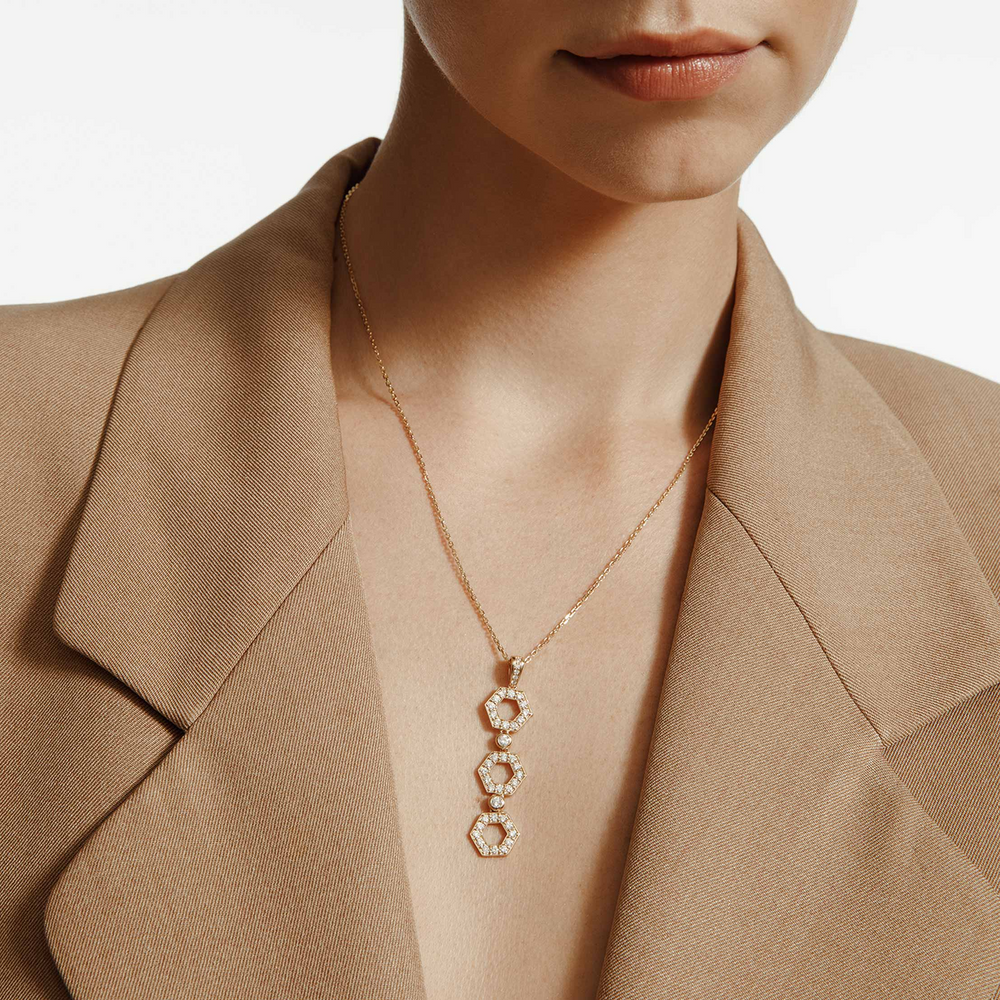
342, 456, 709, 999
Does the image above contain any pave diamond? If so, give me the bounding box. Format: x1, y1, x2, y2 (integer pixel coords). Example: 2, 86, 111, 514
477, 750, 525, 796
469, 811, 519, 857
484, 687, 532, 734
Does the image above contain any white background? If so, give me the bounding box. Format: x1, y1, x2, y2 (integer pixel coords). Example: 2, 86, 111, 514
2, 1, 997, 380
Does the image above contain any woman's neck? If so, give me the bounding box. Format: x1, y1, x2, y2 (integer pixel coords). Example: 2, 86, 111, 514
330, 45, 739, 444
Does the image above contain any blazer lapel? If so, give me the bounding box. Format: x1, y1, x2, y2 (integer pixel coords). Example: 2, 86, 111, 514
47, 138, 384, 734
42, 133, 1000, 1000
595, 211, 1000, 998
44, 136, 426, 999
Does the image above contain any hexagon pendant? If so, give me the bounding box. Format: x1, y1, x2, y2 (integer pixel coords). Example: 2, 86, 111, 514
469, 656, 532, 857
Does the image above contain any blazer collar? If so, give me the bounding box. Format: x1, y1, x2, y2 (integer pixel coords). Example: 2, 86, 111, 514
45, 136, 1000, 998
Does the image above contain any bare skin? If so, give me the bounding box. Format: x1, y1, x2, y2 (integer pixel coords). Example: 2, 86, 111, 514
327, 2, 856, 996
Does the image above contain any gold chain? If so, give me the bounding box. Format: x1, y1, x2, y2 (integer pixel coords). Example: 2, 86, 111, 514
336, 180, 717, 668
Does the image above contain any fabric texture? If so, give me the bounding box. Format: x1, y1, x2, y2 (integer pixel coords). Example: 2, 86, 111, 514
3, 135, 1000, 999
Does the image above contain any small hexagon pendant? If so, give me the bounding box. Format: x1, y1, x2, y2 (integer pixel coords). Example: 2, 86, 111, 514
469, 811, 518, 857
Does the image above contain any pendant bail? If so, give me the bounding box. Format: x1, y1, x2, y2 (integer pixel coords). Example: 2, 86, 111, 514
508, 655, 525, 688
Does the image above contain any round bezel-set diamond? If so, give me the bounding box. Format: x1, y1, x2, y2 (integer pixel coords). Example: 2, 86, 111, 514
469, 811, 519, 857
484, 686, 532, 734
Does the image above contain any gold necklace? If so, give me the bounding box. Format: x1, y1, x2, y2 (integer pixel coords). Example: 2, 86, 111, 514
336, 180, 717, 858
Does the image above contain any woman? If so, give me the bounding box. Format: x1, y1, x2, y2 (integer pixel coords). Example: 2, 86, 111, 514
4, 1, 1000, 998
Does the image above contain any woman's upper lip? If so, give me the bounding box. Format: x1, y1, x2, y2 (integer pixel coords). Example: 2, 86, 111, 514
569, 29, 760, 59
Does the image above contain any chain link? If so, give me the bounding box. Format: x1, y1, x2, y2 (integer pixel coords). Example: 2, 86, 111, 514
336, 180, 717, 669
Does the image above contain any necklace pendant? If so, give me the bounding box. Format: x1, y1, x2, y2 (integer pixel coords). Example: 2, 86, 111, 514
469, 656, 532, 857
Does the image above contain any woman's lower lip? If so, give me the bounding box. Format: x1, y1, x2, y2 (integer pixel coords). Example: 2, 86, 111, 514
563, 48, 755, 101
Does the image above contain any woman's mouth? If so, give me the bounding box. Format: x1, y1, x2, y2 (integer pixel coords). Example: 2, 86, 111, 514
559, 35, 760, 102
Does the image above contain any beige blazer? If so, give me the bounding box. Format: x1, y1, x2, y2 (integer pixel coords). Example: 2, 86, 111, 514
4, 135, 1000, 1000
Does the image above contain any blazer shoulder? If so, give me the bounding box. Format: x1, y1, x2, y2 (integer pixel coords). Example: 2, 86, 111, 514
826, 330, 1000, 597
826, 330, 1000, 437
1, 272, 179, 366
0, 273, 181, 510
1, 273, 179, 427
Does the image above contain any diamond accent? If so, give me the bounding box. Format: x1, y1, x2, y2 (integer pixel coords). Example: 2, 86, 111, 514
484, 686, 532, 734
469, 811, 519, 857
496, 732, 513, 749
477, 750, 525, 796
